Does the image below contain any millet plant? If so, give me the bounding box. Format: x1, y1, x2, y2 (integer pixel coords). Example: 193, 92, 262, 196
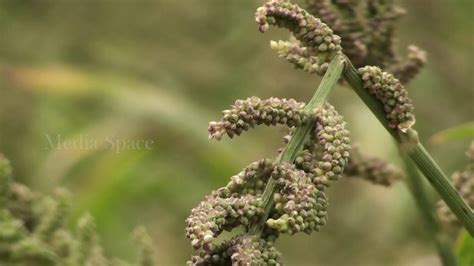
185, 0, 474, 265
0, 154, 157, 265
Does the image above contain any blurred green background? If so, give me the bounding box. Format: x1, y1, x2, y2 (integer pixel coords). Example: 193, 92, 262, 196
0, 0, 472, 265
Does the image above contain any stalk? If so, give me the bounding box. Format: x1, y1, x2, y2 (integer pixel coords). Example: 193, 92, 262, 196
249, 55, 346, 234
341, 55, 474, 235
402, 156, 457, 266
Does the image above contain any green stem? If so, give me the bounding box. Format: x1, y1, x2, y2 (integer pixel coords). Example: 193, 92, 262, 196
403, 156, 457, 266
341, 55, 474, 235
249, 55, 346, 235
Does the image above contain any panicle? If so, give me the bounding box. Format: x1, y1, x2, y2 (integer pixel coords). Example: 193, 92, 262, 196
133, 226, 156, 266
302, 0, 426, 82
0, 154, 12, 209
188, 234, 281, 266
256, 0, 342, 66
365, 0, 406, 67
34, 188, 70, 242
50, 229, 74, 259
390, 45, 427, 85
345, 144, 403, 186
208, 97, 307, 140
270, 40, 330, 76
227, 235, 281, 265
0, 153, 154, 265
305, 0, 342, 34
0, 211, 28, 260
72, 213, 108, 266
6, 183, 39, 230
11, 237, 57, 264
185, 192, 264, 250
267, 163, 328, 235
311, 103, 351, 189
331, 0, 367, 66
358, 66, 415, 133
225, 159, 274, 196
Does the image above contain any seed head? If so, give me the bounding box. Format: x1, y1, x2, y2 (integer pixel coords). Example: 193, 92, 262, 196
267, 163, 328, 235
390, 45, 427, 85
311, 103, 351, 189
133, 226, 156, 266
226, 159, 274, 196
185, 192, 264, 250
209, 97, 307, 140
256, 0, 342, 66
358, 66, 415, 133
345, 144, 402, 186
271, 40, 330, 76
188, 234, 281, 266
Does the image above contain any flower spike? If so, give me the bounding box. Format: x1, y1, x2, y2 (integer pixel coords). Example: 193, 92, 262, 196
358, 66, 415, 133
208, 97, 307, 140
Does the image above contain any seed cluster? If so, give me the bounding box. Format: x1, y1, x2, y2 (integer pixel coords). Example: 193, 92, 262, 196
365, 0, 405, 67
309, 0, 367, 66
267, 163, 328, 235
311, 104, 351, 189
225, 159, 274, 196
305, 0, 341, 35
256, 0, 342, 65
188, 234, 281, 266
303, 0, 428, 84
0, 154, 156, 265
208, 97, 307, 140
185, 192, 264, 250
390, 45, 427, 85
335, 0, 367, 64
358, 66, 415, 133
271, 40, 330, 76
345, 144, 402, 186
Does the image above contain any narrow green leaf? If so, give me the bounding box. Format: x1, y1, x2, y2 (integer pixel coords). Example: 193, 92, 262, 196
456, 230, 474, 266
430, 122, 474, 144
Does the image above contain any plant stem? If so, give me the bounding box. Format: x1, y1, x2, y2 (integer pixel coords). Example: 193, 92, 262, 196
249, 55, 346, 235
402, 156, 457, 266
341, 55, 474, 235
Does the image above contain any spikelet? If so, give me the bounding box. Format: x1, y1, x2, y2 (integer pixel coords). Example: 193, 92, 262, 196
365, 0, 405, 67
11, 237, 58, 265
303, 0, 427, 82
358, 66, 415, 132
0, 153, 155, 265
72, 213, 109, 265
330, 0, 367, 66
7, 183, 39, 230
281, 103, 351, 190
345, 144, 403, 186
0, 211, 28, 261
267, 163, 328, 235
50, 229, 74, 260
305, 0, 342, 33
270, 40, 330, 76
0, 154, 12, 209
256, 0, 342, 67
311, 103, 351, 189
209, 97, 307, 140
133, 226, 156, 266
35, 188, 70, 242
390, 45, 427, 85
225, 159, 274, 196
188, 234, 281, 266
185, 192, 264, 250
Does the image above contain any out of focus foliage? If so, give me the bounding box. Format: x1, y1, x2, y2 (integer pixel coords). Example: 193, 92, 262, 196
0, 0, 472, 265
